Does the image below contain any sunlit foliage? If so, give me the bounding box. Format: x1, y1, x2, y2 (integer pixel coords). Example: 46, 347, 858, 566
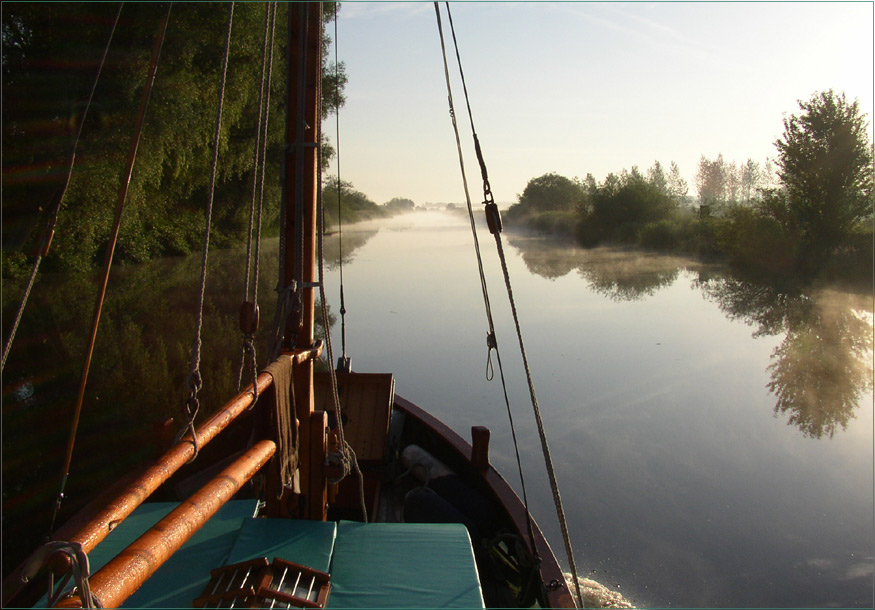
2, 3, 347, 274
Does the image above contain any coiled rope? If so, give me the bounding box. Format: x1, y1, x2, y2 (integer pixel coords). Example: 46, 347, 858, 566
179, 2, 235, 459
1, 4, 123, 373
435, 3, 584, 605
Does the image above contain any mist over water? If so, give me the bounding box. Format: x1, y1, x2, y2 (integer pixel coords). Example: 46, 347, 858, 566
322, 211, 874, 608
3, 209, 871, 607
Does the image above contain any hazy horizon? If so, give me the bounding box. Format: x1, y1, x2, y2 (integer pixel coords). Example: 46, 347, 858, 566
326, 2, 874, 206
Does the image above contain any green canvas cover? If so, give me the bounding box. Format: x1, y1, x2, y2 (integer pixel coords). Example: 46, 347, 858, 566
224, 518, 337, 573
35, 500, 258, 609
121, 500, 258, 608
38, 506, 485, 609
326, 521, 485, 609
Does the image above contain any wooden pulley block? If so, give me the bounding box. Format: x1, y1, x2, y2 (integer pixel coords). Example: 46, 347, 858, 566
239, 301, 260, 334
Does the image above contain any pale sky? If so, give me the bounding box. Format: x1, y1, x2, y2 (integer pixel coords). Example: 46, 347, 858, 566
327, 2, 874, 206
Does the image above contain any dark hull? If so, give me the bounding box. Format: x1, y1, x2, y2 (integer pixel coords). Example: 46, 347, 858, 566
393, 395, 574, 608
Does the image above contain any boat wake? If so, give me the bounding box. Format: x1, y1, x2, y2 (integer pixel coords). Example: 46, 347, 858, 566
565, 573, 636, 609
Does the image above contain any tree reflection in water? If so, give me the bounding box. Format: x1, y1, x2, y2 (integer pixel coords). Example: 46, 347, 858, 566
507, 236, 686, 301
507, 234, 873, 439
697, 277, 873, 439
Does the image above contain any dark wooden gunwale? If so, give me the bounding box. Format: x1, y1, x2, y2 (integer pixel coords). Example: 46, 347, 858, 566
394, 394, 575, 609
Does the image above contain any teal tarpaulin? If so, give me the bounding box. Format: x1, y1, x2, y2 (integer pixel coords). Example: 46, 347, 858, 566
326, 521, 485, 609
41, 504, 484, 609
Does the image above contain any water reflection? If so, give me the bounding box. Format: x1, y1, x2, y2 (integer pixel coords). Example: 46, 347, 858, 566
323, 228, 378, 269
698, 276, 874, 439
507, 234, 873, 439
507, 235, 685, 301
0, 228, 378, 574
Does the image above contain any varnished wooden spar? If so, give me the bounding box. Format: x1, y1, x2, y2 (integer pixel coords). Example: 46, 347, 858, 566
58, 343, 322, 561
282, 2, 325, 521
64, 371, 272, 558
56, 440, 277, 609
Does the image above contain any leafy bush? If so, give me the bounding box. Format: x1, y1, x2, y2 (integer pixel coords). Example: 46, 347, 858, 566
530, 210, 578, 237
638, 219, 680, 250
716, 205, 799, 275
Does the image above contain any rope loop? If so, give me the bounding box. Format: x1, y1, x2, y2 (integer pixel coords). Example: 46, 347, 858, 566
184, 395, 200, 421
243, 337, 259, 405
183, 423, 200, 463
180, 3, 234, 466
23, 541, 96, 608
485, 331, 497, 381
185, 368, 203, 399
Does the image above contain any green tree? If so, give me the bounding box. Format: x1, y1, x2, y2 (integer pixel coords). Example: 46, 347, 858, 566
2, 3, 348, 272
667, 161, 689, 205
774, 90, 874, 260
513, 172, 586, 213
696, 154, 730, 212
582, 171, 678, 244
384, 197, 415, 212
321, 177, 385, 226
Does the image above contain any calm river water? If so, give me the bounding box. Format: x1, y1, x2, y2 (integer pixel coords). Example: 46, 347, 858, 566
3, 209, 872, 608
320, 210, 873, 608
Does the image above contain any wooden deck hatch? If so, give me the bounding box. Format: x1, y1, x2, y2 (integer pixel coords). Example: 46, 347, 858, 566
194, 557, 331, 609
314, 372, 395, 463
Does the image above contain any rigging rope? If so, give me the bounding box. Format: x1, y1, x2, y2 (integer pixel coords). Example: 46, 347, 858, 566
49, 4, 171, 538
1, 4, 123, 374
333, 6, 350, 373
180, 2, 236, 459
237, 1, 277, 396
436, 3, 585, 605
432, 0, 539, 570
318, 3, 367, 521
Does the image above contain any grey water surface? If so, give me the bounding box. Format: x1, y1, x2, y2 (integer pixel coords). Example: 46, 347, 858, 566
321, 210, 874, 609
3, 209, 871, 608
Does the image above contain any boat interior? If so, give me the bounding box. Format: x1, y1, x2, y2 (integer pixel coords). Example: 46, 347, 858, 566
16, 368, 566, 609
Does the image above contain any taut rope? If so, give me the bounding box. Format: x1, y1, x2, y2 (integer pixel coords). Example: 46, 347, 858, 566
1, 4, 123, 373
180, 2, 236, 459
49, 4, 172, 537
237, 1, 277, 397
435, 2, 585, 605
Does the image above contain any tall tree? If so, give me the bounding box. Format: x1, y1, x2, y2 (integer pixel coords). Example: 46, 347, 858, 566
696, 154, 729, 212
725, 160, 741, 205
667, 161, 689, 205
514, 172, 586, 212
647, 161, 669, 196
740, 159, 762, 204
774, 90, 873, 254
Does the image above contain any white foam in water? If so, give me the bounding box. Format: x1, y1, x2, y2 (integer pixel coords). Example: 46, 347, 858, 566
565, 573, 635, 609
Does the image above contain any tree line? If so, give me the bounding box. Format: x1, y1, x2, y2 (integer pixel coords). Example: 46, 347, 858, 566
505, 90, 873, 281
2, 3, 413, 279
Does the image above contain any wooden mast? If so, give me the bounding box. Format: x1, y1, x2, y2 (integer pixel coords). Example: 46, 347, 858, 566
281, 1, 326, 520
